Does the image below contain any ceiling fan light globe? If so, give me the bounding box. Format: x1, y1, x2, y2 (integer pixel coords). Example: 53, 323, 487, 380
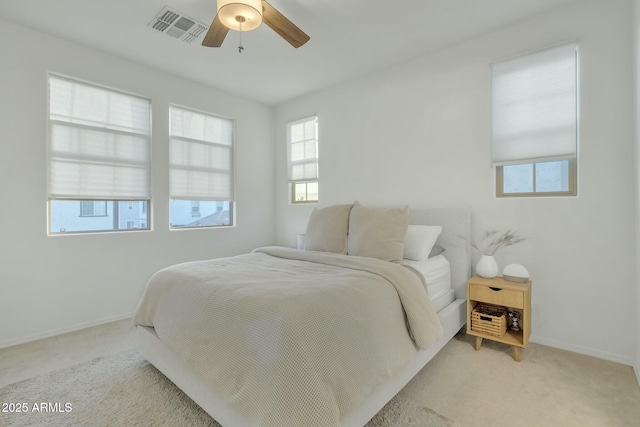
217, 0, 263, 31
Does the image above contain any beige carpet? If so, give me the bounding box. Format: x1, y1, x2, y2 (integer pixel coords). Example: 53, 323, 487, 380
0, 350, 452, 427
1, 331, 639, 427
403, 335, 640, 427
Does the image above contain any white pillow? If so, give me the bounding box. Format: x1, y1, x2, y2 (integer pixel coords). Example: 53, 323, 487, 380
403, 225, 442, 261
347, 203, 409, 263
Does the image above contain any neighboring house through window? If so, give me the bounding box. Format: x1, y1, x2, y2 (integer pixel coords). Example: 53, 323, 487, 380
169, 105, 234, 228
287, 115, 319, 204
492, 43, 578, 197
80, 201, 107, 217
191, 201, 200, 217
47, 75, 152, 234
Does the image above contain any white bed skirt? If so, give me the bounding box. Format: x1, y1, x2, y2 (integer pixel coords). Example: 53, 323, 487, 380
137, 298, 466, 427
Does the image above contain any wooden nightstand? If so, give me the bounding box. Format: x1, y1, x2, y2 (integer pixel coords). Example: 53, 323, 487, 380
466, 275, 531, 361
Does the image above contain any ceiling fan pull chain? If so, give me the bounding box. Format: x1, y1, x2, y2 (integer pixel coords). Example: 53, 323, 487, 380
238, 19, 244, 53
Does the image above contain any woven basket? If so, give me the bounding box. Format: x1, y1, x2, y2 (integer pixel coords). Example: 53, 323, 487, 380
471, 303, 507, 337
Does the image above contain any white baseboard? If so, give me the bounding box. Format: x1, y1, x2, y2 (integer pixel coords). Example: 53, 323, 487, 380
530, 335, 634, 366
0, 313, 133, 350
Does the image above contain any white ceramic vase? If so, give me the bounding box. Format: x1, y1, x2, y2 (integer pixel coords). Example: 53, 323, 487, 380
476, 255, 499, 278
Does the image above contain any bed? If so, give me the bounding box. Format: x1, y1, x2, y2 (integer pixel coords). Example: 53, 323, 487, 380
135, 205, 470, 427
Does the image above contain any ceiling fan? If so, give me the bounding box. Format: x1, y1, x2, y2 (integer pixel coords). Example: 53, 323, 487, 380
202, 0, 310, 49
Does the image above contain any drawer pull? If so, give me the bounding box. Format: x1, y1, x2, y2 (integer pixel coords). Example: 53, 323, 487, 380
489, 287, 502, 291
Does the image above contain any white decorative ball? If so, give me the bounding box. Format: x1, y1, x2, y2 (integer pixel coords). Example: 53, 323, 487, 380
503, 264, 529, 282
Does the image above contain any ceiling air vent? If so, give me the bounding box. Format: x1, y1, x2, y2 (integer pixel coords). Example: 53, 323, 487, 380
148, 6, 208, 44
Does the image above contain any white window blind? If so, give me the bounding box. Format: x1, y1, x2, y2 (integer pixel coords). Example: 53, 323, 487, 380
287, 116, 318, 183
48, 75, 151, 200
170, 106, 234, 201
491, 43, 577, 166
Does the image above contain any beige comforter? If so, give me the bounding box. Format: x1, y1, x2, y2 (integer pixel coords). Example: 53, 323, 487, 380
134, 247, 443, 427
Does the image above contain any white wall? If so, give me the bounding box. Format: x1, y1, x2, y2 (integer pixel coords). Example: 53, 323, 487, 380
0, 19, 276, 348
275, 0, 636, 364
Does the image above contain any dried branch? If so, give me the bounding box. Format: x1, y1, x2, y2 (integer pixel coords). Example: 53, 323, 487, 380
473, 229, 526, 256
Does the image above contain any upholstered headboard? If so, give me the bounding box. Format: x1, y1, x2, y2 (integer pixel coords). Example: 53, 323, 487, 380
409, 207, 471, 299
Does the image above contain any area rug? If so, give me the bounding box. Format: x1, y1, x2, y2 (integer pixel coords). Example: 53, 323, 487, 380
0, 350, 452, 427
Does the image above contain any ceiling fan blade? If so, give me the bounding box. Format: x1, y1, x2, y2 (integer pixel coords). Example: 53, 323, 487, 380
202, 14, 229, 47
262, 1, 310, 48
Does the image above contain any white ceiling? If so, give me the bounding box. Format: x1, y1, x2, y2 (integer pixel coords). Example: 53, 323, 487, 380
0, 0, 579, 105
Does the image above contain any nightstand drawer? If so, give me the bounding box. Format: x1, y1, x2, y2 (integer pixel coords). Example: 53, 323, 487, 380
469, 285, 524, 309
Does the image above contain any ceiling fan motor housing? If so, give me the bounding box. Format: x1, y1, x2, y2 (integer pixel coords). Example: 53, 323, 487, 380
217, 0, 263, 31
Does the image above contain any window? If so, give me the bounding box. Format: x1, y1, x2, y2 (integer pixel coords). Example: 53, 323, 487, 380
50, 200, 149, 233
287, 115, 318, 203
292, 182, 318, 204
169, 106, 234, 228
497, 159, 576, 196
47, 75, 152, 234
492, 43, 578, 197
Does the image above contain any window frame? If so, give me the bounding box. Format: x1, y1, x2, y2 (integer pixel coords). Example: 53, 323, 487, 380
491, 42, 578, 199
47, 74, 152, 235
168, 105, 235, 229
496, 159, 577, 198
287, 115, 319, 205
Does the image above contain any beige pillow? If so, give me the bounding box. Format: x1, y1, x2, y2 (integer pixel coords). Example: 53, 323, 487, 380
304, 204, 354, 254
347, 204, 409, 263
